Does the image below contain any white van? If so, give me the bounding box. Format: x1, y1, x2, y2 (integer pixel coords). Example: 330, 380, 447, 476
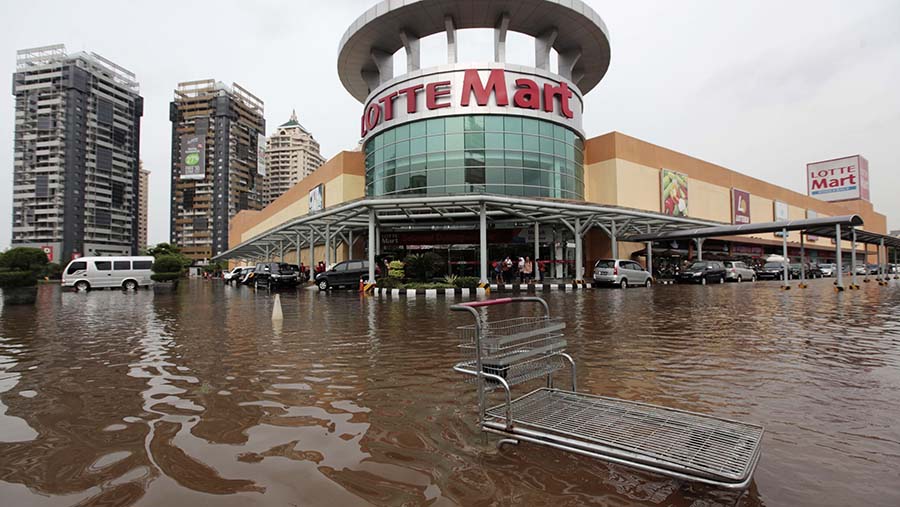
62, 256, 155, 291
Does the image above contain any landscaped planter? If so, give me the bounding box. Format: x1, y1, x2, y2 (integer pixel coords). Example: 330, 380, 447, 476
152, 279, 179, 293
1, 286, 38, 305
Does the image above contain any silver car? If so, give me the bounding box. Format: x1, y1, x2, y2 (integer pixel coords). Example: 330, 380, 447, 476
593, 259, 652, 288
723, 261, 756, 282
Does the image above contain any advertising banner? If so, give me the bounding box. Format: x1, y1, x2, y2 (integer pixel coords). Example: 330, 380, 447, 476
732, 188, 751, 224
180, 134, 206, 180
774, 201, 789, 237
661, 169, 688, 217
256, 133, 267, 178
806, 210, 818, 241
807, 155, 869, 202
309, 184, 324, 213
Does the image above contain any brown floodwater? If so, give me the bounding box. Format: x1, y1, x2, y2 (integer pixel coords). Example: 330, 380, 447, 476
0, 279, 898, 506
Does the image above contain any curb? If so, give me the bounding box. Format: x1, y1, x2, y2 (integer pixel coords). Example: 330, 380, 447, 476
375, 287, 487, 296
373, 283, 593, 296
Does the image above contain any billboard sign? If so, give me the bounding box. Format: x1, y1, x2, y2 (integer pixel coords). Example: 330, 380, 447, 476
256, 133, 267, 177
806, 210, 818, 241
731, 188, 751, 224
180, 134, 206, 180
309, 184, 324, 213
774, 201, 789, 237
807, 155, 869, 202
661, 169, 688, 217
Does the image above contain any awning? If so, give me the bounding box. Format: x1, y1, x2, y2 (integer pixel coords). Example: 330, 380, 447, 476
623, 215, 864, 242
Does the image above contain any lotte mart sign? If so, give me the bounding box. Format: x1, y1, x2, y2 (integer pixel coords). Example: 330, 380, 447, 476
360, 65, 584, 141
807, 155, 870, 202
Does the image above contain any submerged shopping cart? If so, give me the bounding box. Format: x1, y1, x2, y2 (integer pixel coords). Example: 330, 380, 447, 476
451, 297, 764, 490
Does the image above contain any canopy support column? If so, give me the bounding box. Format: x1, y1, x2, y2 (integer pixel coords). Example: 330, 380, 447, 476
308, 228, 315, 273
325, 224, 331, 267
479, 203, 488, 284
368, 209, 376, 284
647, 242, 653, 280
781, 228, 790, 289
695, 238, 705, 261
851, 227, 858, 288
610, 220, 618, 259
574, 218, 583, 283
534, 222, 541, 282
835, 224, 844, 290
799, 235, 806, 287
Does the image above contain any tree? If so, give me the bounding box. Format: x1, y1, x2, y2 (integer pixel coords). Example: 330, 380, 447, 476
145, 243, 192, 269
0, 247, 49, 275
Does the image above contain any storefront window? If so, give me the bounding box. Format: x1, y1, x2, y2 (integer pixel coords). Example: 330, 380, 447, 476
364, 115, 584, 199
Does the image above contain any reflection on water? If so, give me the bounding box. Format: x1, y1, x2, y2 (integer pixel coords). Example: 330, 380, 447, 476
0, 280, 899, 506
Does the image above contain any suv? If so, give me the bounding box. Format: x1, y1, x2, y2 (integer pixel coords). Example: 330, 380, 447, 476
723, 261, 756, 283
676, 261, 726, 285
756, 262, 787, 280
592, 259, 652, 288
315, 260, 378, 290
253, 262, 298, 289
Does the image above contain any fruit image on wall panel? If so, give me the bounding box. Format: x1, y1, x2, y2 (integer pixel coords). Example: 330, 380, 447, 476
661, 169, 688, 217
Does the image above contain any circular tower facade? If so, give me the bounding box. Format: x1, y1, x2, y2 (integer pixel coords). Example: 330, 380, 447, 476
338, 0, 611, 201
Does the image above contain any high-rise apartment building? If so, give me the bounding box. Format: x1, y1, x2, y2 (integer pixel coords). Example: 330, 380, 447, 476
11, 44, 143, 261
263, 110, 325, 205
169, 80, 265, 260
138, 162, 149, 250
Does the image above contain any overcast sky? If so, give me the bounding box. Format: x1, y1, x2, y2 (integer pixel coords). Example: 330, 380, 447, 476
1, 0, 898, 249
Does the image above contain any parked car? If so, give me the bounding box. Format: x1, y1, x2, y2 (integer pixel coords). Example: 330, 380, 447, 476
723, 261, 756, 283
755, 262, 787, 281
224, 266, 245, 283
592, 259, 652, 288
253, 262, 299, 289
818, 263, 836, 277
239, 268, 256, 285
842, 264, 868, 276
788, 263, 823, 279
62, 256, 155, 292
315, 260, 379, 290
867, 264, 881, 275
675, 261, 726, 285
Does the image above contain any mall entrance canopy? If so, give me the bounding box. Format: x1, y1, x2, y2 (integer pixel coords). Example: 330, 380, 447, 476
623, 214, 900, 289
214, 194, 721, 284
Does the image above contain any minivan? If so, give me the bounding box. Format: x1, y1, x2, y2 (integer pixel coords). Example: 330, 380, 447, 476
62, 256, 155, 291
592, 259, 652, 288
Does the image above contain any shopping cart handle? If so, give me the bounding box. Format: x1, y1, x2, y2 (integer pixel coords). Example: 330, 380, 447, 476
454, 298, 514, 308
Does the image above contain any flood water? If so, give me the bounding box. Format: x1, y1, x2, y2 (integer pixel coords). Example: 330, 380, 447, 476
0, 279, 898, 507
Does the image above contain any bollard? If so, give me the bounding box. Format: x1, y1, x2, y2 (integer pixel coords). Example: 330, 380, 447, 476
272, 294, 284, 321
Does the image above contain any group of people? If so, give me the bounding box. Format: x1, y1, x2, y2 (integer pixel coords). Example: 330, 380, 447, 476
493, 256, 538, 284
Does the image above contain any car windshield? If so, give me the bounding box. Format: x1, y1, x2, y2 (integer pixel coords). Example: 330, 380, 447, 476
595, 260, 615, 269
764, 262, 783, 268
687, 262, 709, 270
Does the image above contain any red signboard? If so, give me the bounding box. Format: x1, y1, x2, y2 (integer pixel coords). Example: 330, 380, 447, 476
731, 188, 750, 224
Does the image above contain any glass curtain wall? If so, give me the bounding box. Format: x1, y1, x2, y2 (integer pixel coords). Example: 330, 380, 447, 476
364, 115, 584, 199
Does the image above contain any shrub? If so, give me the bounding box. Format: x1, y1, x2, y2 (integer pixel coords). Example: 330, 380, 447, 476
151, 272, 181, 283
0, 247, 49, 274
377, 276, 404, 289
388, 260, 405, 279
442, 274, 459, 285
152, 255, 185, 275
403, 252, 446, 282
402, 282, 455, 289
0, 270, 38, 289
453, 276, 481, 289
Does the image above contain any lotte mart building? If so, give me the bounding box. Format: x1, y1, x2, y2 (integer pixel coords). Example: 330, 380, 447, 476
219, 0, 889, 281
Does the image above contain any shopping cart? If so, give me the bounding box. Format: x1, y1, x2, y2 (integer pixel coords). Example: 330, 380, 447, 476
451, 297, 764, 490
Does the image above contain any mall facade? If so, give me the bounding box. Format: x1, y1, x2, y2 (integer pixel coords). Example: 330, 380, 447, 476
219, 0, 890, 282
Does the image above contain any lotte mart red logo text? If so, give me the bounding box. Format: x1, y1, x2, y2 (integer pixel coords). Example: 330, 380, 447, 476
361, 69, 575, 137
809, 164, 857, 192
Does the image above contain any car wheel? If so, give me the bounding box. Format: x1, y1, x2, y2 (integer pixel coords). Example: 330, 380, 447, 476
75, 280, 90, 292
644, 278, 652, 288
317, 279, 329, 291
122, 280, 138, 291
737, 275, 742, 283
701, 277, 707, 286
619, 279, 628, 289
751, 275, 757, 282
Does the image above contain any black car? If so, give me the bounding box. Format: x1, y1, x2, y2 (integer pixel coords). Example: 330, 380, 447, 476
789, 262, 823, 279
675, 261, 726, 285
756, 262, 786, 280
315, 260, 378, 290
252, 262, 298, 289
